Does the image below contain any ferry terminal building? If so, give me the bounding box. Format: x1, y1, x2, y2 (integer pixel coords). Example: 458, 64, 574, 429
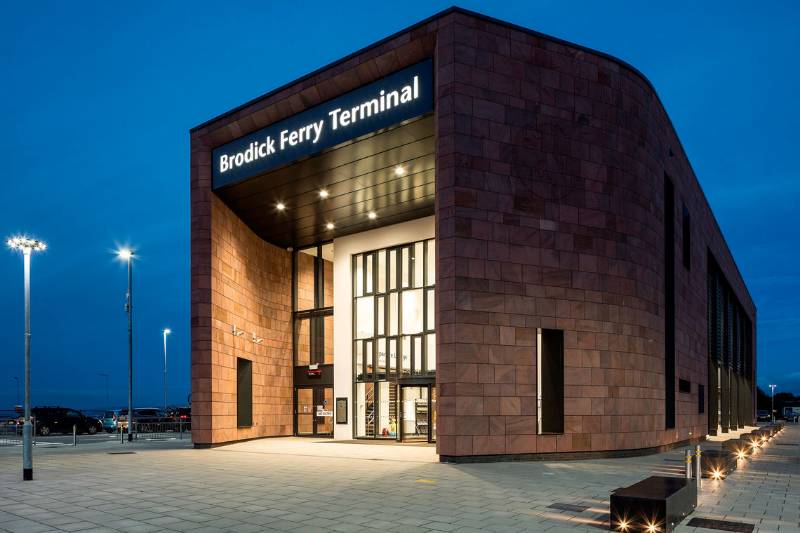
190, 7, 756, 461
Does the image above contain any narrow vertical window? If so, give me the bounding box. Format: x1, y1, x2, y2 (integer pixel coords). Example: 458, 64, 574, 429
664, 175, 676, 429
537, 328, 564, 434
237, 358, 253, 427
699, 384, 705, 414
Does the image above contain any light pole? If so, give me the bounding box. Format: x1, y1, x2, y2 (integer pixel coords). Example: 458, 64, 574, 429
118, 248, 134, 442
162, 328, 171, 411
7, 236, 46, 481
13, 377, 20, 408
98, 373, 109, 406
769, 384, 777, 422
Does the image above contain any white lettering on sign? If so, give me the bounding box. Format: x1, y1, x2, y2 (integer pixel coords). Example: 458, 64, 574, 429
217, 74, 422, 175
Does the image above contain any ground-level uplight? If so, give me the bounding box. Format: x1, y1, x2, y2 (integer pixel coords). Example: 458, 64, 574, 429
7, 235, 47, 481
710, 468, 723, 480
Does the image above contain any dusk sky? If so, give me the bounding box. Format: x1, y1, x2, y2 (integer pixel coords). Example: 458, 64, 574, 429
1, 1, 798, 410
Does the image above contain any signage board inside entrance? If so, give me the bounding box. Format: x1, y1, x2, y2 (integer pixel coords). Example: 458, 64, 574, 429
212, 59, 433, 189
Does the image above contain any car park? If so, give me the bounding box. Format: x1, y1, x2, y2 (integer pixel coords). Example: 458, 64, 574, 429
26, 407, 102, 436
117, 408, 172, 431
101, 410, 120, 432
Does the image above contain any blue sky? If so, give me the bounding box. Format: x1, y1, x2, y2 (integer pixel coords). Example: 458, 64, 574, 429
1, 1, 798, 410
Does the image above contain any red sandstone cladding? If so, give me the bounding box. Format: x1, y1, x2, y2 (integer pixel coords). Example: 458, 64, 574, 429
434, 11, 754, 457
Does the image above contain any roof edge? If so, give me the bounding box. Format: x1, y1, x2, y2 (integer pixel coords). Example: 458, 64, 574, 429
190, 6, 658, 133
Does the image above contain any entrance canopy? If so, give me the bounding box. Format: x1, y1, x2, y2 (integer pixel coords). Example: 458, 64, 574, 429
214, 115, 434, 249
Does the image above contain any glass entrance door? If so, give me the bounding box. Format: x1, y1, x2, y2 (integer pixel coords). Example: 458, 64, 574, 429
295, 386, 333, 437
399, 384, 435, 442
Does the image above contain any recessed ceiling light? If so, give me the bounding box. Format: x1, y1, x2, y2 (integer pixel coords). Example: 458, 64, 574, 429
276, 202, 286, 211
368, 211, 377, 220
394, 165, 406, 176
319, 189, 329, 199
326, 222, 335, 230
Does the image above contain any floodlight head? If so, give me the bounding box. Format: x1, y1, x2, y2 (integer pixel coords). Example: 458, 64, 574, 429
163, 328, 172, 336
117, 248, 134, 261
7, 236, 46, 252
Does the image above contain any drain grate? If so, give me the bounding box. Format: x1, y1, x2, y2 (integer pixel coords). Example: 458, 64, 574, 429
107, 451, 136, 455
686, 518, 754, 532
547, 502, 589, 513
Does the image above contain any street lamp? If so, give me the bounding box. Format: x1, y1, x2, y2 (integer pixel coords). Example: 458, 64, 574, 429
162, 328, 171, 411
117, 248, 134, 441
7, 235, 46, 481
98, 373, 110, 405
769, 384, 777, 423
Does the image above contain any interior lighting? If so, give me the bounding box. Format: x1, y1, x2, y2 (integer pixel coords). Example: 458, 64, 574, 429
394, 165, 406, 176
326, 222, 335, 230
276, 202, 286, 211
319, 189, 329, 198
368, 211, 377, 220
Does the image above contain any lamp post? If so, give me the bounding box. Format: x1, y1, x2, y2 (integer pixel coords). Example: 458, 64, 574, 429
769, 384, 777, 423
7, 236, 46, 481
98, 373, 109, 405
118, 248, 134, 442
162, 328, 171, 411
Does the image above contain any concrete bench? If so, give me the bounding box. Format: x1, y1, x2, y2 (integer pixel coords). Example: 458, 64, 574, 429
721, 438, 751, 459
700, 449, 737, 479
610, 476, 696, 532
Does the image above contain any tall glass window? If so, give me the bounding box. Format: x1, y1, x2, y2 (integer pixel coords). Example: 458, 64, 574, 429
353, 238, 435, 439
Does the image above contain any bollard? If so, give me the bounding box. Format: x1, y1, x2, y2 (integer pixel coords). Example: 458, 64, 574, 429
685, 449, 692, 478
72, 424, 77, 446
695, 445, 702, 489
32, 420, 36, 446
179, 418, 183, 440
120, 426, 124, 444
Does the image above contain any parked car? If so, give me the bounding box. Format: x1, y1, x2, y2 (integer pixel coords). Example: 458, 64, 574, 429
756, 409, 771, 421
26, 407, 102, 436
117, 408, 172, 430
101, 410, 120, 433
167, 407, 191, 430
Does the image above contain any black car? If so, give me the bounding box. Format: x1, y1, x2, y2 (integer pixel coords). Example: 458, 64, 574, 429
28, 407, 102, 436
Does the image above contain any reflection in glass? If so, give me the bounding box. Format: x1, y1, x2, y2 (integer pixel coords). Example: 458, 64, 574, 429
402, 289, 423, 334
378, 250, 386, 293
378, 381, 393, 438
401, 247, 410, 288
426, 240, 435, 286
426, 333, 436, 371
356, 382, 374, 437
296, 251, 316, 311
324, 315, 334, 364
414, 241, 424, 288
377, 296, 385, 336
322, 243, 334, 308
295, 318, 310, 365
355, 342, 363, 379
355, 296, 374, 339
388, 338, 397, 376
377, 338, 386, 377
389, 292, 398, 336
389, 250, 397, 290
366, 254, 373, 293
402, 336, 411, 374
426, 289, 435, 331
354, 254, 363, 297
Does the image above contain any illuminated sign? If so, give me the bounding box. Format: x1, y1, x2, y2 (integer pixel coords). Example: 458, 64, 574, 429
212, 59, 433, 189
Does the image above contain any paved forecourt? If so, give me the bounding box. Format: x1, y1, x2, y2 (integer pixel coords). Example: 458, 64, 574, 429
0, 426, 798, 532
